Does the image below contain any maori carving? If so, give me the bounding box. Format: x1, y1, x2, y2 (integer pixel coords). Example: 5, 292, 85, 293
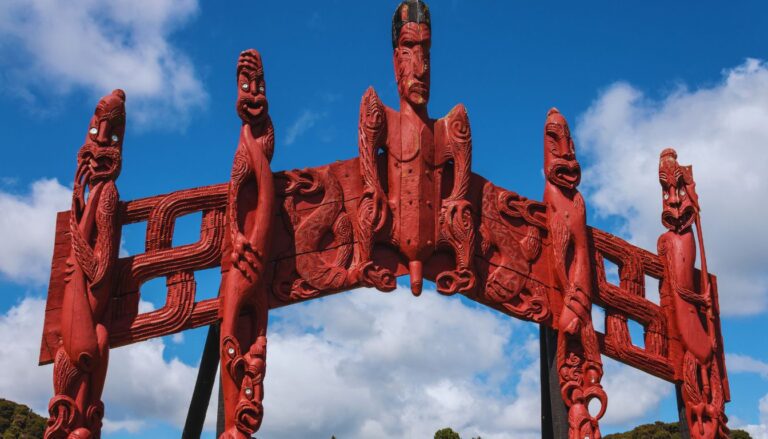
218, 49, 275, 439
277, 167, 354, 300
542, 108, 606, 438
45, 89, 125, 439
657, 148, 728, 438
354, 0, 476, 296
478, 184, 550, 322
36, 1, 733, 436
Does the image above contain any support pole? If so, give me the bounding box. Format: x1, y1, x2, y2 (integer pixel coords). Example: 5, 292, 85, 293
540, 325, 568, 439
182, 324, 220, 439
676, 384, 692, 439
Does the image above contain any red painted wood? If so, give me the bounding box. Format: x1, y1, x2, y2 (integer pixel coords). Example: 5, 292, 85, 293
38, 2, 731, 437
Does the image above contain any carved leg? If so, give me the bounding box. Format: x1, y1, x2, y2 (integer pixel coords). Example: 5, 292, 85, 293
351, 200, 395, 292
436, 199, 476, 295
556, 326, 605, 439
219, 271, 268, 439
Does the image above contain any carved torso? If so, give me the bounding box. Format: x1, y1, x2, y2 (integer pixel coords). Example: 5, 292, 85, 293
659, 229, 712, 365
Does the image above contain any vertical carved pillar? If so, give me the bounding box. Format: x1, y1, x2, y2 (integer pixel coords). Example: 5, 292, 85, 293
657, 148, 729, 439
542, 108, 606, 438
45, 89, 126, 439
218, 49, 275, 439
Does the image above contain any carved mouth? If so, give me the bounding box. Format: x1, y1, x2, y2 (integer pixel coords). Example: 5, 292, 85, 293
662, 206, 696, 232
409, 82, 427, 96
243, 101, 264, 118
548, 159, 581, 189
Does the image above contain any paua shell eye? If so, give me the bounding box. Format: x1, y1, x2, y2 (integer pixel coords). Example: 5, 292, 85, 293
258, 86, 264, 93
241, 83, 249, 90
111, 134, 119, 143
89, 127, 98, 135
678, 188, 685, 197
663, 193, 669, 200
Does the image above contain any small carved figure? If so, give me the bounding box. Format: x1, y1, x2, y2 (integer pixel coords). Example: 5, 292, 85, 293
478, 185, 550, 322
278, 167, 354, 299
542, 108, 606, 438
218, 49, 275, 439
657, 148, 728, 438
45, 89, 125, 439
353, 0, 476, 295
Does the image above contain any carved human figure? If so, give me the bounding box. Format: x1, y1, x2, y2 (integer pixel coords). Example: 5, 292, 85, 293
657, 148, 728, 438
542, 108, 606, 438
354, 0, 476, 295
218, 49, 275, 439
45, 90, 125, 439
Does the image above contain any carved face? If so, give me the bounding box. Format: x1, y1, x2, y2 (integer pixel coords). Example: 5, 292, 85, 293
394, 22, 431, 109
236, 49, 268, 126
659, 149, 696, 232
544, 109, 581, 190
77, 89, 125, 185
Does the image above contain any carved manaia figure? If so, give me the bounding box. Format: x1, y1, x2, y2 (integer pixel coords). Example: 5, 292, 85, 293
657, 148, 728, 439
45, 90, 125, 439
354, 0, 476, 296
218, 49, 276, 439
542, 108, 607, 438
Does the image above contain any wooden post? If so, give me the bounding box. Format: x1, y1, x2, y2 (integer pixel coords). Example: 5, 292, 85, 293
540, 326, 568, 439
182, 324, 220, 439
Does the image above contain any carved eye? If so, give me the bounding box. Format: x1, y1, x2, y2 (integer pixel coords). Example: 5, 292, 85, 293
111, 134, 119, 143
678, 188, 685, 197
241, 83, 249, 90
258, 85, 264, 93
663, 192, 669, 200
89, 127, 98, 135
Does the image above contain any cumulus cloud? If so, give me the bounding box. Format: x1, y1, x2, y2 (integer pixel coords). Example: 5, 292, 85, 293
0, 179, 70, 284
0, 297, 216, 434
577, 58, 768, 316
728, 353, 768, 380
738, 393, 768, 439
0, 0, 206, 128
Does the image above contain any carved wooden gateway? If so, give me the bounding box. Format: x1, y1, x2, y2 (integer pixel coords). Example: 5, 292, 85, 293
38, 2, 731, 438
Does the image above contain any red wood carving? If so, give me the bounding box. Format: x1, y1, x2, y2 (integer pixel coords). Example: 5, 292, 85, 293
543, 108, 607, 437
657, 148, 729, 438
45, 90, 125, 439
36, 1, 731, 437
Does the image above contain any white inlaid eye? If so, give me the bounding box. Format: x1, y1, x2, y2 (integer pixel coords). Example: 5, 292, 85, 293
89, 127, 98, 135
678, 188, 685, 196
241, 83, 249, 90
258, 86, 264, 93
111, 134, 119, 143
663, 193, 669, 200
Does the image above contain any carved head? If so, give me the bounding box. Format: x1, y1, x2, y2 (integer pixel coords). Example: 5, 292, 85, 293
77, 89, 125, 185
659, 148, 698, 232
544, 108, 581, 190
236, 49, 269, 127
392, 0, 431, 110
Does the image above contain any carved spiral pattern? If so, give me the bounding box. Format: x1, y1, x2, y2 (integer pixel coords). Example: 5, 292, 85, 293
45, 395, 78, 439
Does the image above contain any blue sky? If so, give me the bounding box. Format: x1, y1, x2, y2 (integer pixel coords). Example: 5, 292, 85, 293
1, 1, 767, 438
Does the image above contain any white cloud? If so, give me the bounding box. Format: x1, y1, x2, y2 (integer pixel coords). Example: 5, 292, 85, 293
284, 109, 324, 145
0, 0, 206, 128
599, 357, 672, 426
728, 353, 768, 380
0, 285, 675, 437
0, 297, 217, 433
738, 393, 768, 439
261, 288, 542, 439
0, 179, 70, 284
577, 58, 768, 316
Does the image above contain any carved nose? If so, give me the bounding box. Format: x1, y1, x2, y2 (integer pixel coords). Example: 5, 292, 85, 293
96, 120, 110, 144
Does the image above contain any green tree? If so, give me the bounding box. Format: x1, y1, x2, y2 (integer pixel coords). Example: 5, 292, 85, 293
0, 399, 46, 439
435, 427, 462, 439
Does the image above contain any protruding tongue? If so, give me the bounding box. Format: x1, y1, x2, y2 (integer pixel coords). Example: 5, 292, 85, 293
409, 260, 423, 296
